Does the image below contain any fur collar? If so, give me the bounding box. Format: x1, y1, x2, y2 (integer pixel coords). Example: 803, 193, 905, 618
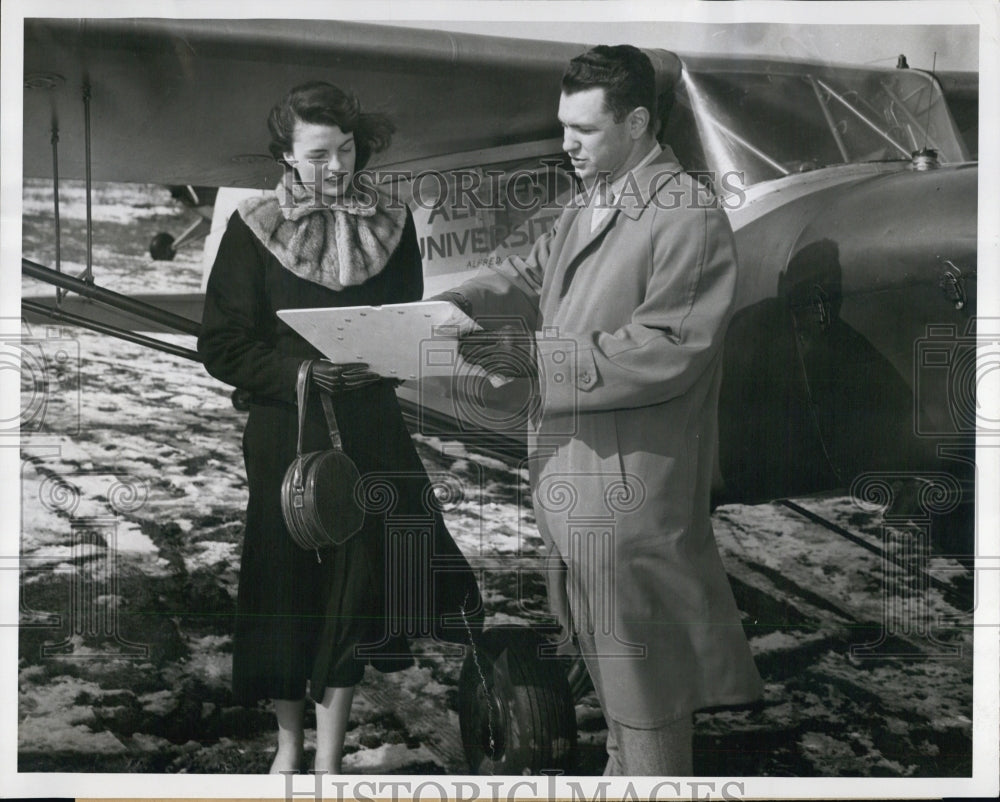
238, 177, 407, 291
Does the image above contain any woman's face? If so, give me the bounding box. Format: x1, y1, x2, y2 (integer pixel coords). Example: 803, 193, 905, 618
284, 121, 357, 201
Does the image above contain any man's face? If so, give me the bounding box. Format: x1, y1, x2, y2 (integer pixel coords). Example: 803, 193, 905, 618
558, 87, 634, 184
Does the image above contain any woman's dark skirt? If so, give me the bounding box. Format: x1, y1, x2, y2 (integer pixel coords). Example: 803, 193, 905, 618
232, 382, 482, 705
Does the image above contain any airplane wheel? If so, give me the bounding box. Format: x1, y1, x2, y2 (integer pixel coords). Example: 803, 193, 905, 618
458, 626, 576, 775
149, 232, 177, 261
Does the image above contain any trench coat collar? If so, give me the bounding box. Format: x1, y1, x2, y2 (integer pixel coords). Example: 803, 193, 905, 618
618, 143, 683, 220
552, 144, 685, 282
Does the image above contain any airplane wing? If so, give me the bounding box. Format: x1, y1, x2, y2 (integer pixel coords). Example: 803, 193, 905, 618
23, 18, 680, 187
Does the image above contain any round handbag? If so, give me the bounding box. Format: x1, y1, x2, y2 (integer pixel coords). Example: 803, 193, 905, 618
281, 360, 365, 550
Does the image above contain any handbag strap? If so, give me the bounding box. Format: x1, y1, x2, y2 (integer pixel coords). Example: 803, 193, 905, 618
294, 360, 313, 459
319, 391, 343, 450
295, 359, 344, 454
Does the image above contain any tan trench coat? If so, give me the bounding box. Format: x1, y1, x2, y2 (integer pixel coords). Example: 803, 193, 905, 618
451, 147, 763, 727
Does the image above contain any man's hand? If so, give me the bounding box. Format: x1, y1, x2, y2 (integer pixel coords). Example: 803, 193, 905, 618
458, 325, 537, 379
311, 360, 382, 395
428, 293, 480, 337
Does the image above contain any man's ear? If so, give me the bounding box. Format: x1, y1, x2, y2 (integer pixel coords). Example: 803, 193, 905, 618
628, 107, 651, 139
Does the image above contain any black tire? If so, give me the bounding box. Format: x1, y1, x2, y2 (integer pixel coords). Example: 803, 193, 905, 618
459, 626, 576, 775
149, 232, 176, 261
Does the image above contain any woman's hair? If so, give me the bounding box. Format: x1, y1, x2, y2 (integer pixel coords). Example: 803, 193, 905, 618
267, 81, 395, 170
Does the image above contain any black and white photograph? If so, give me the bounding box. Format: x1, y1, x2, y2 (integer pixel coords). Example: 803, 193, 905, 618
2, 0, 998, 799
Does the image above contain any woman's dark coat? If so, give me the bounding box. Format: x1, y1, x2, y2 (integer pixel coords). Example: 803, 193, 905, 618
198, 209, 482, 705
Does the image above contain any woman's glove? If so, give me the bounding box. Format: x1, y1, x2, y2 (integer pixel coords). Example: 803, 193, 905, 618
311, 360, 382, 395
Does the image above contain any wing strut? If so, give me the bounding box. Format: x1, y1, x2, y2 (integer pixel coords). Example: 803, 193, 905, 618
22, 259, 201, 337
22, 258, 203, 363
50, 121, 64, 303
22, 298, 201, 362
82, 81, 94, 285
25, 77, 203, 362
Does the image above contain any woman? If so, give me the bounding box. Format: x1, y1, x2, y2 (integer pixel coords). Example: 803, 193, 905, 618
198, 81, 482, 774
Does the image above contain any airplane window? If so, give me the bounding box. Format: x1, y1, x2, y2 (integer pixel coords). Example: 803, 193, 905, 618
683, 65, 964, 187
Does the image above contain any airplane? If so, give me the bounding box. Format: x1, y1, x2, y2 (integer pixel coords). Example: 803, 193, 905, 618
20, 18, 980, 775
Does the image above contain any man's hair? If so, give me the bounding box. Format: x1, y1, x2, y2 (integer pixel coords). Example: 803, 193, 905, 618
561, 45, 657, 126
267, 81, 395, 170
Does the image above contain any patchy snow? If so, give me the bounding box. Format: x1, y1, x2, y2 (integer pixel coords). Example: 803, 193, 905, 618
21, 548, 74, 567
22, 181, 184, 223
18, 676, 129, 753
22, 179, 204, 296
345, 742, 444, 773
184, 541, 239, 572
129, 732, 175, 752
115, 521, 159, 555
749, 630, 820, 653
19, 719, 128, 755
138, 689, 178, 715
182, 634, 234, 689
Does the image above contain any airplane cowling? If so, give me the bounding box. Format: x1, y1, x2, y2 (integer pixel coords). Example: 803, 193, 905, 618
787, 163, 977, 465
718, 162, 978, 530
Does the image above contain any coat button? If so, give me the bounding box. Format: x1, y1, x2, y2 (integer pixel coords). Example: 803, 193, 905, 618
579, 370, 592, 385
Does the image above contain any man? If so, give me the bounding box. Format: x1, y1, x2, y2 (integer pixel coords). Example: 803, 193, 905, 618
438, 45, 762, 775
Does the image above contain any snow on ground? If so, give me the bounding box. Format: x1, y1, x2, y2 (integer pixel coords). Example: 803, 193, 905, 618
21, 179, 204, 297
14, 179, 975, 776
22, 181, 187, 224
